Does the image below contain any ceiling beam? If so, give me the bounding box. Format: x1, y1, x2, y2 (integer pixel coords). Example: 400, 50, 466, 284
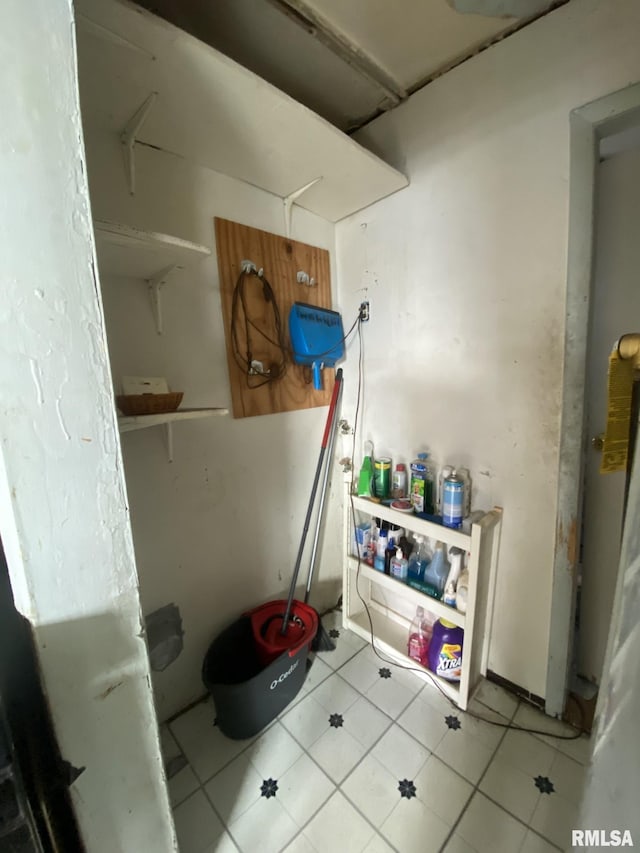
265, 0, 407, 107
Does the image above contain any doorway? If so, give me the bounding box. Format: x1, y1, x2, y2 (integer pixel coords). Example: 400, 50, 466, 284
546, 83, 640, 719
576, 138, 640, 696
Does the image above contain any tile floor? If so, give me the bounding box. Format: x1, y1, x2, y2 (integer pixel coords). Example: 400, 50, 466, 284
164, 612, 591, 853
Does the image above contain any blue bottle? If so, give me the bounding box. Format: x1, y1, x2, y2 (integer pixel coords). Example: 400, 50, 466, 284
374, 529, 388, 572
407, 536, 431, 591
422, 541, 449, 599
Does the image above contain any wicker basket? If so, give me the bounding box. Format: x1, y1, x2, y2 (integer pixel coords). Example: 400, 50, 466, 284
116, 392, 184, 417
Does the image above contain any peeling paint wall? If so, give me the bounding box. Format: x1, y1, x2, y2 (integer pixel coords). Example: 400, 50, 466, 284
336, 0, 640, 698
0, 1, 176, 850
81, 127, 342, 721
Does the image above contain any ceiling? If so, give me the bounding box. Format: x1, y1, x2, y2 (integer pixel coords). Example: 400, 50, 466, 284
136, 0, 565, 132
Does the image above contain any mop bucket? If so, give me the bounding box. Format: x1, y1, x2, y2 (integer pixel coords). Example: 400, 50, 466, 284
202, 602, 317, 740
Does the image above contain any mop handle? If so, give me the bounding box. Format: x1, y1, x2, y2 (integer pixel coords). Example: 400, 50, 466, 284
280, 369, 343, 634
304, 374, 343, 602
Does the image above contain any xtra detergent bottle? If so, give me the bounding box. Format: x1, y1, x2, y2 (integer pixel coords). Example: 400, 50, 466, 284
427, 619, 464, 682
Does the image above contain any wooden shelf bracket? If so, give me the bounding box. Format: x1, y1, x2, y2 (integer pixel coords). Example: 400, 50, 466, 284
121, 92, 157, 195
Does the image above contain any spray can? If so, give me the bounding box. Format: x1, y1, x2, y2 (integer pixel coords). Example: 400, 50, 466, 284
374, 457, 392, 500
442, 470, 464, 529
438, 465, 454, 515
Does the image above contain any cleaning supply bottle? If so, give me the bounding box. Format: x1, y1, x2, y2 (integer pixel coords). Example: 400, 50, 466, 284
384, 539, 396, 576
423, 610, 437, 649
374, 529, 388, 572
407, 606, 430, 667
427, 619, 464, 681
437, 465, 453, 515
458, 468, 472, 517
391, 463, 407, 498
423, 454, 437, 515
442, 469, 465, 529
422, 541, 449, 599
366, 518, 376, 565
390, 548, 408, 582
409, 454, 425, 513
442, 547, 463, 607
456, 566, 470, 614
410, 452, 436, 514
407, 536, 430, 591
444, 547, 464, 595
357, 440, 375, 497
388, 524, 404, 548
443, 579, 456, 608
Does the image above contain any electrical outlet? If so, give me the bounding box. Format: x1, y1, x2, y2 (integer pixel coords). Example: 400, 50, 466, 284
359, 301, 370, 322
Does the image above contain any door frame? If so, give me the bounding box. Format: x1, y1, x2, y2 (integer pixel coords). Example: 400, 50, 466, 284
547, 82, 640, 717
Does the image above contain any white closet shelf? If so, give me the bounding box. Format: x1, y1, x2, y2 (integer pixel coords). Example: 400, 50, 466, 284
76, 0, 409, 223
94, 220, 211, 280
347, 557, 466, 630
118, 407, 228, 433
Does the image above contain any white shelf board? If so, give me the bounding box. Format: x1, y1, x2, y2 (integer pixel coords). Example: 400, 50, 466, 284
346, 608, 461, 705
118, 407, 228, 433
350, 495, 472, 550
94, 220, 211, 279
76, 0, 409, 223
347, 557, 466, 629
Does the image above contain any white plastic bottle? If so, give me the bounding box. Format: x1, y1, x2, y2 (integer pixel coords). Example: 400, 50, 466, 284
445, 547, 464, 589
443, 579, 457, 607
456, 568, 470, 614
443, 547, 463, 607
390, 548, 408, 582
374, 529, 388, 572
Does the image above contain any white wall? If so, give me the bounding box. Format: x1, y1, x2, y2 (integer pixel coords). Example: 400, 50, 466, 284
335, 0, 640, 698
83, 128, 342, 720
0, 1, 175, 851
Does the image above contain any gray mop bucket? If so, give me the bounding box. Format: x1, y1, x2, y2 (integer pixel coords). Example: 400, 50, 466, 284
202, 615, 310, 740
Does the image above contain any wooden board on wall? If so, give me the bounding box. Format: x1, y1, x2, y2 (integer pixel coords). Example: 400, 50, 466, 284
215, 218, 334, 418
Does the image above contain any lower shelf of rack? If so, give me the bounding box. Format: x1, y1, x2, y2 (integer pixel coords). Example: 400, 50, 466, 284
347, 557, 466, 629
344, 608, 466, 709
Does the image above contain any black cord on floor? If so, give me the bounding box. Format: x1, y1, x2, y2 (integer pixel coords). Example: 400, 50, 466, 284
346, 320, 586, 742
